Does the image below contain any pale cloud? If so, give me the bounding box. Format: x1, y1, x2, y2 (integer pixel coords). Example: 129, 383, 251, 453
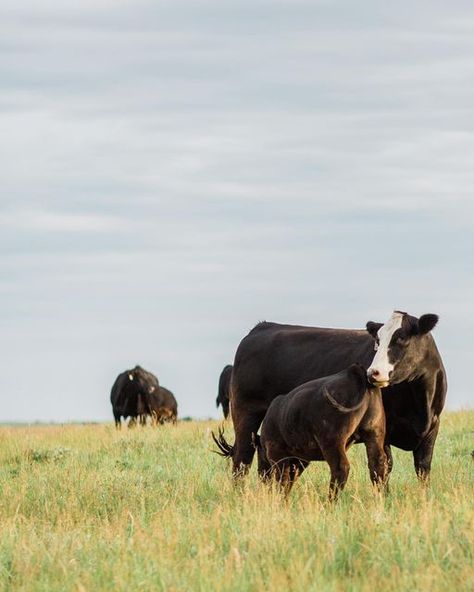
0, 209, 124, 233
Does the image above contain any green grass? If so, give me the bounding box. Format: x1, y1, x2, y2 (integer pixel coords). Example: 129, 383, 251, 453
0, 411, 473, 591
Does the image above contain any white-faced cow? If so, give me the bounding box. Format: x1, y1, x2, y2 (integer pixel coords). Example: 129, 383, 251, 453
213, 311, 446, 481
110, 365, 160, 428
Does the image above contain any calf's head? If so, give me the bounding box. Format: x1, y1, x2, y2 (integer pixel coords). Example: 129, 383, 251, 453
366, 311, 439, 387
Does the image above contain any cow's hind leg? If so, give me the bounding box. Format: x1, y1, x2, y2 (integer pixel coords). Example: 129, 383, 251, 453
413, 420, 440, 482
231, 408, 267, 478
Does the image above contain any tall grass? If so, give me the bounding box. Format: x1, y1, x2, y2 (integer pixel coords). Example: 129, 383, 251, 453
0, 411, 472, 591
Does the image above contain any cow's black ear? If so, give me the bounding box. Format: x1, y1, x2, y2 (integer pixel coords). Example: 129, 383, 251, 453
417, 314, 439, 335
366, 321, 383, 338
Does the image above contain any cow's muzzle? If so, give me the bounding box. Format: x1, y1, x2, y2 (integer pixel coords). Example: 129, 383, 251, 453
367, 368, 390, 388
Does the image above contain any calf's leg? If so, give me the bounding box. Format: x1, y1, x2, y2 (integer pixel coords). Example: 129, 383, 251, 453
286, 460, 308, 495
364, 431, 389, 491
321, 446, 350, 502
384, 444, 393, 475
253, 435, 272, 481
274, 458, 308, 497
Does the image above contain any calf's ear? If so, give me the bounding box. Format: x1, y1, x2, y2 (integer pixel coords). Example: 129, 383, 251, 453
417, 314, 439, 335
366, 321, 383, 338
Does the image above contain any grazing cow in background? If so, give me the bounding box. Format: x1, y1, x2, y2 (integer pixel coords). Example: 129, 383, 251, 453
144, 386, 178, 425
214, 311, 446, 481
216, 365, 232, 419
110, 365, 160, 428
251, 364, 387, 499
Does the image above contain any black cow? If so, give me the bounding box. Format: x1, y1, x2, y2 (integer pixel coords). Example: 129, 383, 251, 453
216, 365, 232, 419
254, 364, 387, 499
110, 365, 160, 428
217, 311, 446, 480
144, 386, 178, 425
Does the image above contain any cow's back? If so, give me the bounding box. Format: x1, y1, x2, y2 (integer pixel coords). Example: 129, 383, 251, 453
232, 322, 375, 409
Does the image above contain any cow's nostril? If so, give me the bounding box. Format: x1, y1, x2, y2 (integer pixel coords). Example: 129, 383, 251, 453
371, 369, 380, 377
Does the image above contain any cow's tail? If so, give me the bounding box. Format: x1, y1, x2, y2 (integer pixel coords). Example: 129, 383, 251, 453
211, 426, 234, 458
322, 387, 366, 414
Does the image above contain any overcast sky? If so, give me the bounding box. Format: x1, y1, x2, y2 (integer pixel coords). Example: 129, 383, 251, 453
0, 0, 473, 422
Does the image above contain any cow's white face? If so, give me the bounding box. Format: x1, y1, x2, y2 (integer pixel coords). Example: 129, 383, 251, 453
366, 310, 439, 387
367, 312, 403, 386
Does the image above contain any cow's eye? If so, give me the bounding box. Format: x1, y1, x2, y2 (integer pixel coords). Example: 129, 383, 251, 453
396, 337, 407, 346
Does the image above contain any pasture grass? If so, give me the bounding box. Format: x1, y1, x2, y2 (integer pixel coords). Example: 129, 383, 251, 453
0, 411, 473, 591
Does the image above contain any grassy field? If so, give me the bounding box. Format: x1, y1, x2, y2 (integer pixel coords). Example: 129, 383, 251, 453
0, 412, 473, 592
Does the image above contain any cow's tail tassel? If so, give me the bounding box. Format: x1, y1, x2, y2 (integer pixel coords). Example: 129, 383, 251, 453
211, 426, 234, 458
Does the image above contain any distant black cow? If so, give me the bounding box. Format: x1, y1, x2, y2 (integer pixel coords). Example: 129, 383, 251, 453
143, 386, 178, 425
216, 365, 232, 419
253, 364, 387, 499
110, 365, 160, 428
215, 311, 446, 481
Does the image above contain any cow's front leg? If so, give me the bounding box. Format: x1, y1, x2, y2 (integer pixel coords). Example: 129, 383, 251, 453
413, 419, 440, 482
